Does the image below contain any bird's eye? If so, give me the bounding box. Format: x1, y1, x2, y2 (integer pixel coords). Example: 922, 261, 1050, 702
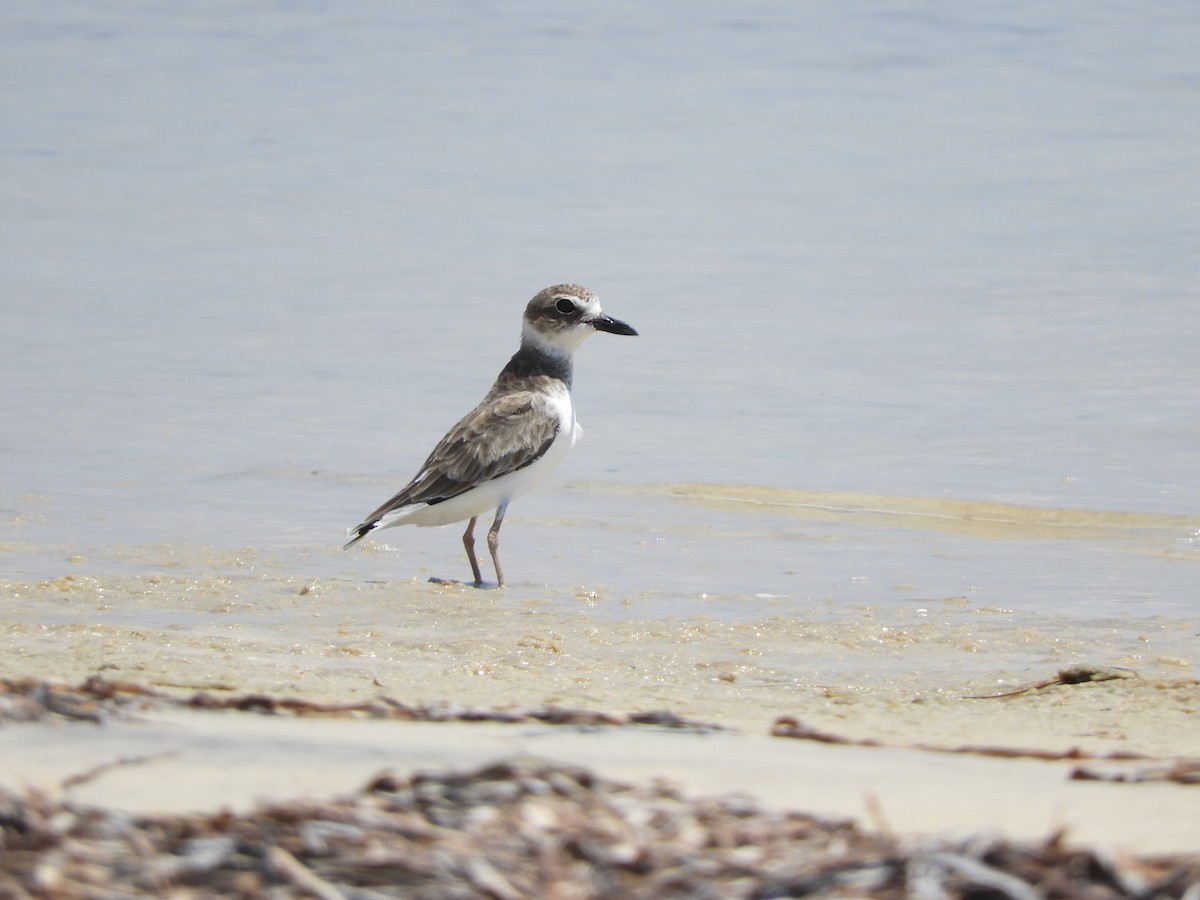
555, 298, 576, 314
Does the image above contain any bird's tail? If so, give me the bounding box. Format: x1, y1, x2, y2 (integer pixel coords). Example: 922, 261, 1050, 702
343, 521, 375, 550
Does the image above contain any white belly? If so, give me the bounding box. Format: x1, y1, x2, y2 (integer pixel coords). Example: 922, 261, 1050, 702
378, 390, 579, 529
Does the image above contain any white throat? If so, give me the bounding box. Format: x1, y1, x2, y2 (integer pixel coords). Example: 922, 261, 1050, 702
521, 319, 593, 359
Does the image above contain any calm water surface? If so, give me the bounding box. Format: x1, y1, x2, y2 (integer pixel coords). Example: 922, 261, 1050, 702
2, 3, 1198, 624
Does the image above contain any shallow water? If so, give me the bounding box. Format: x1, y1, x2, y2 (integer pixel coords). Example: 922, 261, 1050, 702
2, 3, 1198, 652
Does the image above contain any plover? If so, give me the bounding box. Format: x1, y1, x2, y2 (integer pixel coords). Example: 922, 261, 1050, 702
345, 284, 637, 587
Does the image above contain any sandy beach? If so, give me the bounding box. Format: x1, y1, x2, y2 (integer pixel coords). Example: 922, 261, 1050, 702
4, 561, 1198, 867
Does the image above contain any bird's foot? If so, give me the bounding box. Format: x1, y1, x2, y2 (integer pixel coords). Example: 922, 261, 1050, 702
428, 576, 500, 589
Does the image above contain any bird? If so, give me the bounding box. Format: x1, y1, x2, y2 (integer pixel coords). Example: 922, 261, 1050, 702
344, 283, 637, 587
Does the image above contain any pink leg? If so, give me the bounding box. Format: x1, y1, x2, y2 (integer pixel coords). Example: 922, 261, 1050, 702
461, 516, 484, 586
487, 503, 509, 588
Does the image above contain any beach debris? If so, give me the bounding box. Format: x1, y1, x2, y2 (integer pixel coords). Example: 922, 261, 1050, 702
770, 715, 1162, 765
965, 665, 1139, 699
771, 715, 882, 746
1, 758, 1198, 898
1070, 759, 1200, 787
60, 753, 181, 790
0, 676, 723, 732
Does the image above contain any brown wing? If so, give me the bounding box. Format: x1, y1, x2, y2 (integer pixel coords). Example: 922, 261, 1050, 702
358, 389, 561, 525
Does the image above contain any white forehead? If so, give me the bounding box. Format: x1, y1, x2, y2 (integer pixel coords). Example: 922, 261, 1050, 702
560, 288, 601, 314
547, 283, 598, 306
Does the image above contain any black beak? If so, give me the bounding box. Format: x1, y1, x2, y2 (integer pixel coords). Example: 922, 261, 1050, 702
591, 314, 638, 336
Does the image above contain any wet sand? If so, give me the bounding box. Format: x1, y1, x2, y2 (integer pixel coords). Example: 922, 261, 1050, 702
2, 555, 1199, 860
